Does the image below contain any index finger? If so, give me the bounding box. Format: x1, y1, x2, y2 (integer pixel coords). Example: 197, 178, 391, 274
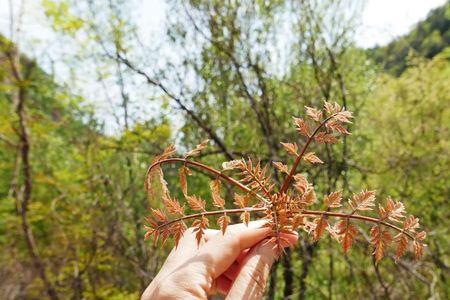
198, 222, 271, 279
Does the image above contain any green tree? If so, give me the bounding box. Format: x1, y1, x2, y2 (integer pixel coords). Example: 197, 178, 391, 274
352, 48, 450, 299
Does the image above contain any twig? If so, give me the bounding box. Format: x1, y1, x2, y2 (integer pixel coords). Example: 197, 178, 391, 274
280, 113, 337, 193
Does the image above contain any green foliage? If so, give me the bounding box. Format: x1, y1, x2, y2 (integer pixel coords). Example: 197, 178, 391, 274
356, 49, 450, 221
351, 49, 450, 297
0, 36, 172, 297
42, 0, 84, 35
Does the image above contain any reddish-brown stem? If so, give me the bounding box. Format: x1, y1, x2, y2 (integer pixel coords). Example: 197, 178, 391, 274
279, 114, 337, 193
146, 158, 270, 205
153, 207, 415, 241
243, 164, 273, 200
301, 210, 415, 240
154, 207, 266, 230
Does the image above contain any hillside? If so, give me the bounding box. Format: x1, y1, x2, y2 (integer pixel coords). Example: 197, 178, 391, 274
368, 1, 450, 75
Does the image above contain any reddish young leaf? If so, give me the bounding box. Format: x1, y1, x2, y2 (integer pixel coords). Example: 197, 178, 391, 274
303, 188, 317, 206
324, 101, 341, 115
303, 152, 324, 164
315, 132, 338, 144
160, 227, 171, 247
170, 221, 187, 248
153, 144, 176, 162
144, 167, 156, 198
186, 195, 206, 211
324, 191, 342, 208
348, 190, 376, 212
240, 211, 250, 226
395, 234, 409, 261
234, 194, 250, 208
192, 216, 209, 246
145, 215, 158, 229
222, 159, 242, 171
163, 144, 177, 157
293, 173, 308, 194
292, 214, 305, 230
273, 161, 289, 174
379, 197, 405, 222
337, 220, 358, 253
179, 166, 191, 197
293, 117, 310, 136
326, 223, 341, 241
281, 142, 299, 156
144, 225, 157, 240
413, 241, 425, 259
151, 208, 167, 223
334, 110, 353, 124
415, 231, 426, 241
313, 216, 329, 241
218, 214, 230, 234
238, 159, 274, 195
305, 106, 323, 122
185, 139, 209, 158
326, 120, 350, 135
403, 215, 420, 232
210, 179, 225, 208
163, 195, 184, 216
370, 226, 393, 264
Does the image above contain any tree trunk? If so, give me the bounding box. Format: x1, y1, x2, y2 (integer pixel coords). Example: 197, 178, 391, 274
7, 44, 60, 300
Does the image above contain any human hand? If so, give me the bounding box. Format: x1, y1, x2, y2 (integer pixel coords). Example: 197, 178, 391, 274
141, 221, 298, 300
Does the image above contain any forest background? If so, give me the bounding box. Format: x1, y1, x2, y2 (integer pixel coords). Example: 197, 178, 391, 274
0, 0, 449, 299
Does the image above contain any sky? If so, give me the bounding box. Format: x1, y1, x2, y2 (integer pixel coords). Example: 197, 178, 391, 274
1, 0, 447, 49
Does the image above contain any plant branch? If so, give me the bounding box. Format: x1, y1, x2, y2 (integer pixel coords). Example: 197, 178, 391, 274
154, 207, 265, 231
280, 114, 337, 193
241, 163, 273, 200
153, 204, 415, 241
146, 158, 270, 204
301, 210, 415, 240
115, 53, 235, 160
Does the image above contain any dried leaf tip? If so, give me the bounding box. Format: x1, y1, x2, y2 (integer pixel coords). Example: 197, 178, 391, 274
222, 159, 242, 171
154, 144, 176, 163
185, 139, 209, 158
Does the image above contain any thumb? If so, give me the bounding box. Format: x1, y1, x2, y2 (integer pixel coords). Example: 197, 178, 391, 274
226, 233, 298, 300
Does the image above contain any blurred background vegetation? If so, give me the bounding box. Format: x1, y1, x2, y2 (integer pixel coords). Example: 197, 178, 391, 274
0, 0, 448, 299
